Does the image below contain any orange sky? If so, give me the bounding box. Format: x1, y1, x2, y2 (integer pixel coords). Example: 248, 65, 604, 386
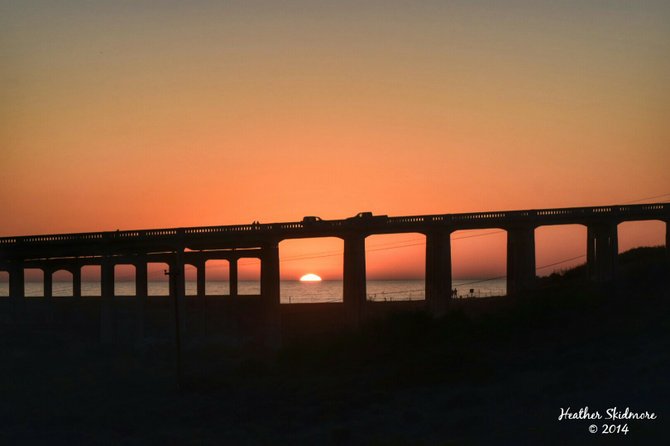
1, 1, 669, 280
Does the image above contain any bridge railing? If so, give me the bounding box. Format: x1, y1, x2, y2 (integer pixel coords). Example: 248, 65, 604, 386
0, 232, 106, 245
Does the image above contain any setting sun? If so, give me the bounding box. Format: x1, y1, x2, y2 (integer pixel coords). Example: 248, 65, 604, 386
299, 273, 322, 282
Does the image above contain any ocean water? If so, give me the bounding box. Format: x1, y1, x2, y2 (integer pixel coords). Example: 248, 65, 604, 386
3, 279, 507, 302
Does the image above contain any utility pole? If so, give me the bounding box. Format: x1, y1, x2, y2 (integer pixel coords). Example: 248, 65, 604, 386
165, 266, 183, 391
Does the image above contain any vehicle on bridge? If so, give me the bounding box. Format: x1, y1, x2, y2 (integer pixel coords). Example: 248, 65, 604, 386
301, 216, 323, 226
346, 212, 389, 224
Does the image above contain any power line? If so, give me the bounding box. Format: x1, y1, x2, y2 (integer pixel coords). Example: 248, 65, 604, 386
456, 253, 587, 287
535, 254, 586, 271
362, 251, 589, 298
622, 192, 670, 204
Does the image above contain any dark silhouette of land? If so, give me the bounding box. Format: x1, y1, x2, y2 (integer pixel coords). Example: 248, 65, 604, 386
1, 247, 668, 444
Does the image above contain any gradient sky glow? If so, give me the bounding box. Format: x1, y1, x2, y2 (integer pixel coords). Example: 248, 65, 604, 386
2, 1, 669, 279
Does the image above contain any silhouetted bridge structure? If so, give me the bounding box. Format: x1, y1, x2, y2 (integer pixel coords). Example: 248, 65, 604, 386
1, 203, 668, 343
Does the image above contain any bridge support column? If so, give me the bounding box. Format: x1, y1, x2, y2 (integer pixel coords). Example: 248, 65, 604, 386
43, 268, 53, 298
135, 258, 148, 340
168, 254, 186, 298
425, 230, 452, 315
196, 260, 206, 298
72, 267, 82, 298
343, 235, 367, 326
507, 226, 536, 296
587, 222, 618, 283
229, 258, 239, 297
261, 243, 281, 348
9, 262, 25, 300
193, 259, 207, 335
100, 258, 115, 343
261, 244, 280, 305
135, 260, 148, 300
170, 251, 187, 335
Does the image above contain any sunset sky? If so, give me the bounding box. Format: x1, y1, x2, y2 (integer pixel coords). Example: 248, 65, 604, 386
2, 1, 669, 280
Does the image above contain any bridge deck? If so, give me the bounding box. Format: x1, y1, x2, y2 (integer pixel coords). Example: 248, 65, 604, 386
0, 203, 667, 260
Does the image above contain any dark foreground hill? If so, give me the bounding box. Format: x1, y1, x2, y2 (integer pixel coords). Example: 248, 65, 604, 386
1, 247, 668, 445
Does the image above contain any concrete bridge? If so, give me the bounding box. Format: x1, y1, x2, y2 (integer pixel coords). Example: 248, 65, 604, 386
1, 203, 668, 343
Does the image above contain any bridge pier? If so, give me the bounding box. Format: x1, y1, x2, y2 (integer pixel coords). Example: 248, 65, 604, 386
343, 235, 367, 326
135, 259, 148, 300
9, 262, 25, 299
507, 226, 536, 296
587, 222, 618, 282
43, 267, 53, 298
169, 254, 186, 299
261, 243, 281, 347
261, 244, 280, 305
170, 251, 187, 335
192, 259, 207, 335
72, 267, 82, 298
425, 230, 452, 315
135, 258, 148, 339
230, 258, 239, 297
100, 258, 115, 343
195, 260, 206, 298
